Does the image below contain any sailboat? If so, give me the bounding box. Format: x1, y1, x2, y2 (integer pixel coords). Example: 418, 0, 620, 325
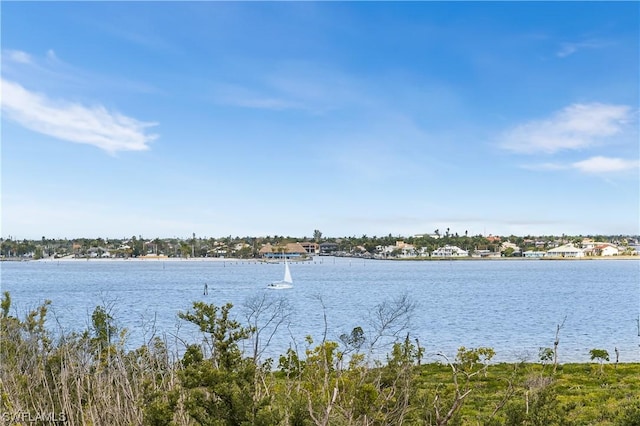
267, 256, 293, 289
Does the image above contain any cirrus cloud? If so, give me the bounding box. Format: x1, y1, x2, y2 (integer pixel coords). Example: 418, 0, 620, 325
5, 49, 32, 64
556, 39, 612, 58
499, 103, 633, 154
521, 156, 639, 175
571, 156, 639, 174
1, 78, 158, 153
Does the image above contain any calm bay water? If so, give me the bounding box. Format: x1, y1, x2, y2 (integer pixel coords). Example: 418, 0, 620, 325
1, 257, 639, 363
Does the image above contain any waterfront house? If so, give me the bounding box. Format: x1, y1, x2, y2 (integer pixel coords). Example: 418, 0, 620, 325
260, 242, 309, 259
395, 241, 417, 258
594, 243, 620, 256
319, 242, 339, 254
299, 242, 319, 255
259, 243, 275, 258
472, 249, 501, 258
432, 245, 469, 257
523, 250, 546, 258
501, 241, 521, 252
377, 244, 396, 256
286, 242, 310, 257
546, 243, 585, 258
534, 240, 547, 249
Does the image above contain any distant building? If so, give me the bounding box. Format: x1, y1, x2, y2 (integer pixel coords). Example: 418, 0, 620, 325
259, 243, 275, 258
415, 233, 442, 239
472, 249, 500, 258
234, 242, 249, 251
546, 243, 585, 258
377, 245, 396, 256
395, 241, 416, 257
319, 242, 339, 254
299, 242, 319, 255
534, 241, 547, 248
260, 242, 309, 259
523, 250, 546, 258
594, 243, 620, 257
432, 245, 468, 257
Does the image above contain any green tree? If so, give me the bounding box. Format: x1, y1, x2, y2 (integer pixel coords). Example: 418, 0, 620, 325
90, 306, 117, 356
180, 242, 192, 258
539, 347, 554, 369
34, 247, 43, 259
589, 348, 610, 374
339, 326, 366, 354
131, 236, 141, 257
177, 302, 278, 425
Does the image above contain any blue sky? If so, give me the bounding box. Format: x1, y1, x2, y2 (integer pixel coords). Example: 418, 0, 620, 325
1, 2, 638, 240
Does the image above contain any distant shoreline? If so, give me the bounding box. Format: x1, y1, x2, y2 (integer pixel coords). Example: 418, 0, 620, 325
391, 255, 639, 261
34, 256, 265, 263
2, 255, 638, 263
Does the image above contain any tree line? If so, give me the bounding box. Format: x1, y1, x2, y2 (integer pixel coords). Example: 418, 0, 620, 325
1, 232, 636, 259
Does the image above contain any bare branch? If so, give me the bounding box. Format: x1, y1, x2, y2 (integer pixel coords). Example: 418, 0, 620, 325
367, 292, 417, 355
242, 293, 292, 362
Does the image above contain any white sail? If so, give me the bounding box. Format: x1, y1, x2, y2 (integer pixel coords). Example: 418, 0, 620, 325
283, 258, 293, 284
267, 256, 293, 289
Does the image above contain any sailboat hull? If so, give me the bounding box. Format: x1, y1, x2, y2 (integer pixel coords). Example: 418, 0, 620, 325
266, 282, 293, 290
267, 258, 293, 289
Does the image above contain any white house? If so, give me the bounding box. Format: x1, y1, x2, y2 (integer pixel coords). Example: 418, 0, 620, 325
395, 241, 416, 258
546, 243, 585, 258
501, 242, 520, 251
523, 250, 546, 258
431, 245, 468, 257
594, 243, 619, 257
472, 249, 501, 258
377, 241, 417, 258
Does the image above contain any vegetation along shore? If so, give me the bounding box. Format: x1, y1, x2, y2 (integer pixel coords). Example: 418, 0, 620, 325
1, 231, 638, 261
1, 292, 639, 425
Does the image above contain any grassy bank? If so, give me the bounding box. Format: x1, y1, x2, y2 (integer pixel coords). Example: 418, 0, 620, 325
414, 362, 640, 425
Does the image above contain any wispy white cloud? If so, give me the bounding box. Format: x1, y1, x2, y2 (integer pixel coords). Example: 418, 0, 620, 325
214, 84, 303, 111
520, 162, 567, 171
213, 62, 366, 114
46, 49, 61, 63
521, 156, 639, 175
2, 48, 161, 96
5, 49, 32, 64
1, 78, 158, 153
571, 156, 639, 174
556, 39, 611, 58
499, 103, 633, 154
